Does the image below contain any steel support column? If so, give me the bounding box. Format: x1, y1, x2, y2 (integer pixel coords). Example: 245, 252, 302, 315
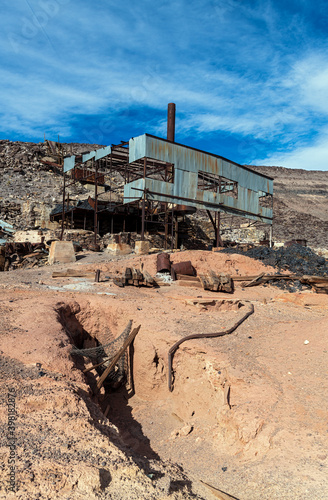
60, 173, 66, 240
94, 158, 98, 246
141, 157, 147, 240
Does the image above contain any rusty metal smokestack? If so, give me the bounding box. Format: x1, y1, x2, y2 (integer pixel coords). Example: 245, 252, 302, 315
167, 103, 176, 142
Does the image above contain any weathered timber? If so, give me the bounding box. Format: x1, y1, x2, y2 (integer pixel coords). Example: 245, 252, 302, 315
311, 283, 328, 294
244, 272, 265, 287
113, 267, 157, 287
199, 480, 239, 500
301, 275, 328, 284
177, 280, 203, 289
143, 270, 158, 287
96, 325, 141, 392
199, 272, 233, 293
52, 269, 96, 278
176, 274, 200, 282
83, 357, 111, 374
231, 274, 297, 281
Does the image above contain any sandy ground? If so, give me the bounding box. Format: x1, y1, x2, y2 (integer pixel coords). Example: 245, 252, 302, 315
0, 249, 328, 499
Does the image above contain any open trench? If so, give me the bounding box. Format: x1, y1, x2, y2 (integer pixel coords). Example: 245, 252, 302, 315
56, 297, 280, 485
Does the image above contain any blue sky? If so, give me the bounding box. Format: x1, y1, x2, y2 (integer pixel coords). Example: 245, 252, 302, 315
2, 0, 328, 170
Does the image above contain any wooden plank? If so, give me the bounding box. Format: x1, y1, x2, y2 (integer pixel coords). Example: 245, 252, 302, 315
83, 357, 111, 374
232, 274, 297, 281
244, 272, 265, 287
52, 269, 96, 278
312, 284, 328, 294
96, 325, 141, 392
177, 280, 203, 289
262, 274, 299, 281
302, 275, 328, 284
143, 270, 157, 287
176, 274, 200, 282
231, 275, 260, 281
199, 480, 239, 499
198, 274, 208, 290
152, 280, 171, 287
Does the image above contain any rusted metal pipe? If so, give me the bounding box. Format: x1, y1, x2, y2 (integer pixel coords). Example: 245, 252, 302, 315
167, 103, 176, 142
167, 303, 254, 391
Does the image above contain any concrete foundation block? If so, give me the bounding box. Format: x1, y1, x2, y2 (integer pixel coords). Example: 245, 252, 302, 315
106, 243, 132, 256
48, 240, 76, 265
135, 240, 150, 255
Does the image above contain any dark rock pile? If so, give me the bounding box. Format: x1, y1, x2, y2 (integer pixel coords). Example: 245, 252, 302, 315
223, 244, 328, 291
224, 244, 327, 275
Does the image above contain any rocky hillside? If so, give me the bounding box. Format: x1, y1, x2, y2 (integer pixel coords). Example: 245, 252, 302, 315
0, 140, 103, 229
1, 139, 328, 249
250, 165, 328, 247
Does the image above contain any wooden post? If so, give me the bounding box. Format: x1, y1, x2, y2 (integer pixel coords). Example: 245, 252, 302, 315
174, 217, 178, 249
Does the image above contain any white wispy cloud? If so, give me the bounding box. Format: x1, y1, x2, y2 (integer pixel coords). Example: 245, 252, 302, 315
255, 129, 328, 170
1, 0, 328, 169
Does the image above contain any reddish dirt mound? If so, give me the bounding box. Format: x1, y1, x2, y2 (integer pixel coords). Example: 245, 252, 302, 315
83, 249, 277, 277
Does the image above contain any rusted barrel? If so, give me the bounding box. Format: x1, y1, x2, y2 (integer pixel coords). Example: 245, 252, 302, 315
171, 261, 196, 280
157, 253, 171, 273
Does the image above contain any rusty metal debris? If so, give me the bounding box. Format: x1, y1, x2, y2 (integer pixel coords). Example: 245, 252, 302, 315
171, 260, 195, 280
167, 303, 254, 392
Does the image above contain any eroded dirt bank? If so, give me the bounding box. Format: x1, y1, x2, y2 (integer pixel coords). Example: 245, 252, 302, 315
0, 250, 328, 499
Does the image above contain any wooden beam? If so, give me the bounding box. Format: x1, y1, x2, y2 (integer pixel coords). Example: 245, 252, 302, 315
52, 269, 96, 278
95, 325, 141, 392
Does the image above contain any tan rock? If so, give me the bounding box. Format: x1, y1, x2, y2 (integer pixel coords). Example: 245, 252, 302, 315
179, 424, 193, 436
